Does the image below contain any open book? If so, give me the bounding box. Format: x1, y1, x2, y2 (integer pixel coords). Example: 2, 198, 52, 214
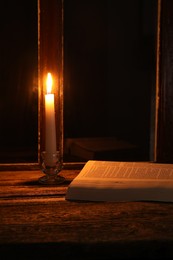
66, 160, 173, 202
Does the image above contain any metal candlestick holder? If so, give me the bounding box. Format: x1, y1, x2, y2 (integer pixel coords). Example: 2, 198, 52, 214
39, 151, 65, 185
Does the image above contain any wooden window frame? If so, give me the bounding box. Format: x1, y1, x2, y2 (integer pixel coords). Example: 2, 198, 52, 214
154, 0, 173, 163
1, 0, 173, 170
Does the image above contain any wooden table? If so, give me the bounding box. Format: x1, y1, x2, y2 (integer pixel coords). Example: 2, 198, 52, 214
0, 169, 173, 259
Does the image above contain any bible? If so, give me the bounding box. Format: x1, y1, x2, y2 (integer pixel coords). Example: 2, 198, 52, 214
66, 160, 173, 202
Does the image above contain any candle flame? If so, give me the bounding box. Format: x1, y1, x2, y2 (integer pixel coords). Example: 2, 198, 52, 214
46, 73, 53, 94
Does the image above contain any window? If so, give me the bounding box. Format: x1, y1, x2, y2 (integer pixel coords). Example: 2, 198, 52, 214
1, 0, 173, 170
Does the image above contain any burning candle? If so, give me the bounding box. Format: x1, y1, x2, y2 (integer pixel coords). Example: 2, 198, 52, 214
45, 72, 57, 154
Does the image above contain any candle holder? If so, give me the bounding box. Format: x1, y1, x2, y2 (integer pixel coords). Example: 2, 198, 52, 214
39, 151, 65, 185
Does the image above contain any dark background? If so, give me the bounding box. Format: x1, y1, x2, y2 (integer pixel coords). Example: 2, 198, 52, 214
64, 0, 157, 161
0, 0, 38, 162
0, 0, 157, 163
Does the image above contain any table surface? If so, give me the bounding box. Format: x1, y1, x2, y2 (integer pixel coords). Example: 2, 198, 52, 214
0, 169, 173, 259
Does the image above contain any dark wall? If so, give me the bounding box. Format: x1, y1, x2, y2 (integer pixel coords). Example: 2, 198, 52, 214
64, 0, 157, 158
0, 0, 38, 162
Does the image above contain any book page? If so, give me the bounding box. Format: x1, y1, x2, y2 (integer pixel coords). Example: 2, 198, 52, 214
77, 160, 173, 180
66, 160, 173, 202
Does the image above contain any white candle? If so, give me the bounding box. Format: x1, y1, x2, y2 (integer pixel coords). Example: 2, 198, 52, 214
45, 73, 57, 154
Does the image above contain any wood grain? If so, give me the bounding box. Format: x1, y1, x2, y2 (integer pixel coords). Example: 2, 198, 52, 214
0, 170, 173, 259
